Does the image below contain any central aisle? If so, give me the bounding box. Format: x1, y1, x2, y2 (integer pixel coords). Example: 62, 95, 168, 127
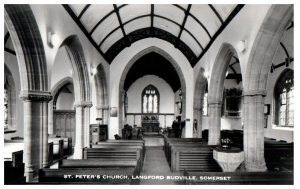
140, 136, 184, 185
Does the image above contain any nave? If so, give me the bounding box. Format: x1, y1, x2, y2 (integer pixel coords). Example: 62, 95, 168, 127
3, 4, 294, 186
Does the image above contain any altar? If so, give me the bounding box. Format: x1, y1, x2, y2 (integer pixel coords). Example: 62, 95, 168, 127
141, 115, 160, 133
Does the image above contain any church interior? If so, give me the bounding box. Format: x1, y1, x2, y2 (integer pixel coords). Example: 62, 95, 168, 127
3, 4, 294, 185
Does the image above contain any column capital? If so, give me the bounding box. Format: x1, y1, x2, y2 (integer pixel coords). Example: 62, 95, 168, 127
207, 100, 222, 105
19, 90, 52, 102
75, 101, 93, 108
243, 90, 267, 97
96, 105, 110, 110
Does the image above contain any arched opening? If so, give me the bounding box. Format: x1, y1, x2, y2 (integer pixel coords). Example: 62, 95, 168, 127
4, 65, 16, 131
207, 43, 242, 145
53, 82, 76, 147
243, 4, 293, 171
55, 35, 92, 159
4, 5, 50, 181
119, 47, 186, 137
273, 69, 294, 127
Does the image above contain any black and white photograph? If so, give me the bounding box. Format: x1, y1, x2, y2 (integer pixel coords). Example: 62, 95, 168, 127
2, 1, 297, 187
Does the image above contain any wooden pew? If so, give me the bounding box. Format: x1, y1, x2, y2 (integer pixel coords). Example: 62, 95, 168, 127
264, 142, 293, 171
89, 144, 144, 164
48, 138, 64, 161
4, 150, 25, 184
170, 145, 221, 172
59, 159, 138, 168
84, 147, 142, 162
39, 167, 140, 184
164, 139, 204, 163
49, 137, 72, 156
184, 170, 293, 185
94, 142, 145, 157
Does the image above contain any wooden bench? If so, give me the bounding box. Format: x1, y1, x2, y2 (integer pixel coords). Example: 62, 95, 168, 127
164, 139, 204, 163
90, 143, 145, 163
83, 148, 142, 163
170, 145, 221, 172
39, 167, 140, 184
48, 138, 64, 161
58, 159, 142, 175
164, 138, 204, 157
265, 142, 293, 171
4, 150, 26, 184
184, 170, 293, 185
49, 137, 72, 156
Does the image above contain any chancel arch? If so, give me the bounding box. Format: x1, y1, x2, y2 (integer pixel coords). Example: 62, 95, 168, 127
118, 46, 187, 137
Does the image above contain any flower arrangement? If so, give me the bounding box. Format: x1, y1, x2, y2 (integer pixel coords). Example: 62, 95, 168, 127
220, 137, 231, 148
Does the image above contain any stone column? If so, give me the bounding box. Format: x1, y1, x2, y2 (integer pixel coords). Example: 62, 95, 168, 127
243, 90, 267, 171
19, 90, 52, 182
84, 102, 92, 148
96, 105, 109, 125
208, 101, 222, 145
73, 101, 92, 159
48, 101, 54, 135
194, 107, 203, 138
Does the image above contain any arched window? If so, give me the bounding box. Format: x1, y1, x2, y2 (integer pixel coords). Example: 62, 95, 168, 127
274, 69, 294, 127
142, 85, 159, 113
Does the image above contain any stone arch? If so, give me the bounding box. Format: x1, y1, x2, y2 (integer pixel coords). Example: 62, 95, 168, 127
59, 35, 91, 103
56, 35, 92, 158
207, 43, 239, 145
243, 5, 293, 172
118, 46, 187, 135
94, 63, 109, 124
4, 5, 51, 181
4, 5, 48, 91
48, 77, 74, 135
193, 67, 208, 138
51, 77, 74, 109
244, 5, 293, 93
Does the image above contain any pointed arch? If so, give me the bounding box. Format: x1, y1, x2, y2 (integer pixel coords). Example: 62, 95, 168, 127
4, 5, 48, 91
60, 35, 91, 103
118, 46, 187, 134
208, 43, 239, 104
244, 5, 293, 93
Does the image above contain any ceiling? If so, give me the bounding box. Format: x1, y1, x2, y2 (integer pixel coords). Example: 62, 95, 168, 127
123, 52, 181, 92
64, 4, 244, 66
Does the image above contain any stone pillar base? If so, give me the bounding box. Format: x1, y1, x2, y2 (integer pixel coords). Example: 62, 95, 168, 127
245, 161, 267, 172
73, 147, 83, 159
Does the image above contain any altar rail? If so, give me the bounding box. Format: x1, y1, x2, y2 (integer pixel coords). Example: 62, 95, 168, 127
125, 113, 174, 128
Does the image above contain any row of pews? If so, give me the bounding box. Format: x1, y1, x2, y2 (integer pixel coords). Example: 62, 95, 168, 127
39, 139, 145, 184
4, 136, 72, 184
165, 133, 293, 185
164, 138, 222, 172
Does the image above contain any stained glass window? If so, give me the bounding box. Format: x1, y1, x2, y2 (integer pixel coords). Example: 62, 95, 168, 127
142, 85, 159, 113
274, 69, 294, 127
